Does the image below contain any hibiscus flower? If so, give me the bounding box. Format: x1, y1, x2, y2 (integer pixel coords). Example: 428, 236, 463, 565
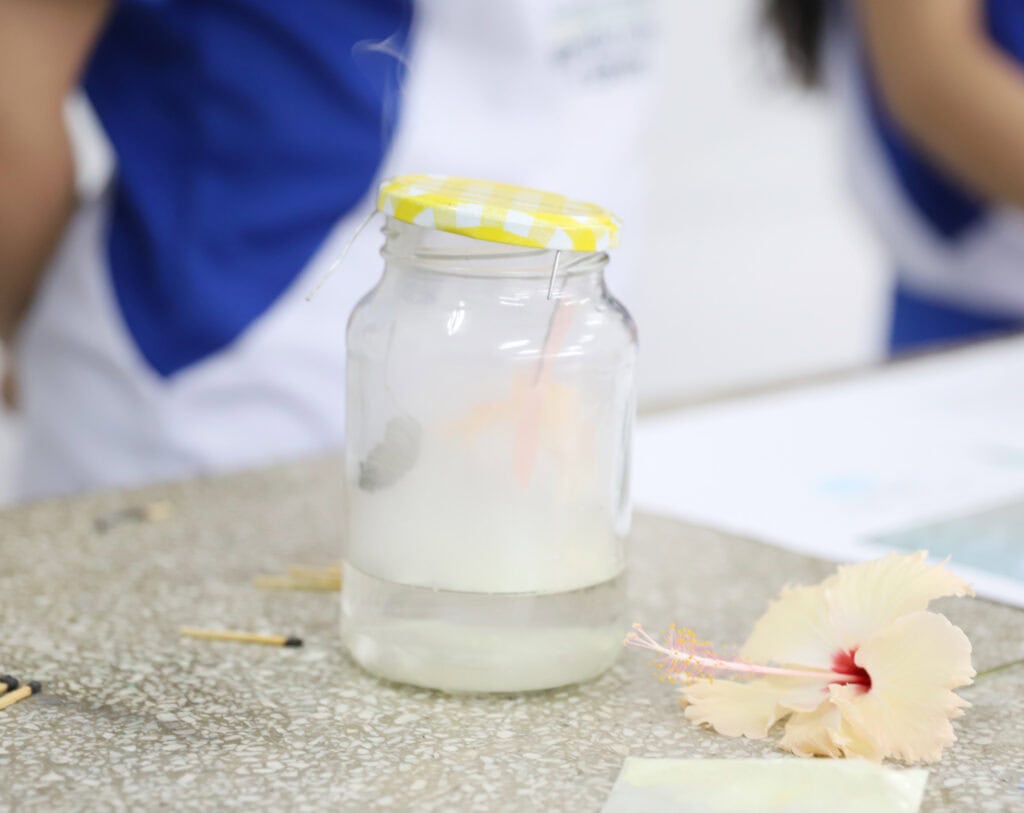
626, 552, 975, 763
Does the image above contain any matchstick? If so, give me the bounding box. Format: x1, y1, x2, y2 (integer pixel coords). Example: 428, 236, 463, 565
287, 564, 340, 578
179, 627, 303, 647
0, 675, 19, 696
0, 681, 41, 711
253, 563, 342, 591
253, 575, 340, 591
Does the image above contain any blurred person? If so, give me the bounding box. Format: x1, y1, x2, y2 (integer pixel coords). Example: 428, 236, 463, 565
0, 0, 661, 501
765, 0, 1024, 353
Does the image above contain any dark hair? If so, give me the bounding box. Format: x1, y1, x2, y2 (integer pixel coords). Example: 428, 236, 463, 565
762, 0, 827, 87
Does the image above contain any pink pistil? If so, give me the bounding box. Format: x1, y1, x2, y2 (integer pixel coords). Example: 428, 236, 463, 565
831, 647, 871, 690
625, 623, 866, 685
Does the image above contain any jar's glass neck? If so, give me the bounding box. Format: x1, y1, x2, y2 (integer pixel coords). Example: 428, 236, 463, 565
380, 217, 609, 282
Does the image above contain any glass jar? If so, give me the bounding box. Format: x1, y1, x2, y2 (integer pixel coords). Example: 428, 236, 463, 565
342, 179, 636, 692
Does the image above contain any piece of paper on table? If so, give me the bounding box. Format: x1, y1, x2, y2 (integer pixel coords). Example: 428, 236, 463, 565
635, 338, 1024, 607
603, 758, 928, 813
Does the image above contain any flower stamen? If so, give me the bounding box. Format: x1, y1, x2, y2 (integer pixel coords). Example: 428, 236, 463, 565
625, 623, 863, 684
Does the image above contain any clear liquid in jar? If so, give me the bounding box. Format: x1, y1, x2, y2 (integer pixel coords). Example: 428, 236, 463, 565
341, 563, 626, 693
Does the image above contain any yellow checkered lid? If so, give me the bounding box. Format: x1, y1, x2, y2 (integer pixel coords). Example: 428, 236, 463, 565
376, 174, 620, 252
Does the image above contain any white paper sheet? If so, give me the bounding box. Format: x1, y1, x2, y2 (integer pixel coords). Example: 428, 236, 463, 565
603, 758, 928, 813
635, 337, 1024, 607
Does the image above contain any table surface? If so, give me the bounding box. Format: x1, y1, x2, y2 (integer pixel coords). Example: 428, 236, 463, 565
1, 457, 1023, 812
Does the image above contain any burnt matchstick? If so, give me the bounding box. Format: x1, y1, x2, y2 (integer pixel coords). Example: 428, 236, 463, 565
179, 627, 303, 647
0, 681, 41, 712
0, 675, 19, 696
94, 500, 174, 533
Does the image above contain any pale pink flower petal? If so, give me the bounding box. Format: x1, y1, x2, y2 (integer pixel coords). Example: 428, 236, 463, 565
824, 552, 973, 653
741, 582, 836, 668
828, 610, 975, 764
781, 696, 889, 761
831, 718, 889, 762
779, 702, 846, 759
682, 676, 827, 739
744, 552, 973, 671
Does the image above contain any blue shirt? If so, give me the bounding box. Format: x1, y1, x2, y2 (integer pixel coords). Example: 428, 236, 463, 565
84, 0, 413, 376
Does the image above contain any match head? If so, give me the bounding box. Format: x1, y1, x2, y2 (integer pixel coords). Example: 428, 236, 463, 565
284, 637, 303, 648
27, 681, 41, 694
0, 675, 18, 691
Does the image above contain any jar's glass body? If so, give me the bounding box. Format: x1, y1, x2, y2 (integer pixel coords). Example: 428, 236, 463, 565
342, 218, 636, 692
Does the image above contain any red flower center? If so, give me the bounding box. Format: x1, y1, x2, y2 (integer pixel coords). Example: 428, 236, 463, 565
831, 647, 871, 691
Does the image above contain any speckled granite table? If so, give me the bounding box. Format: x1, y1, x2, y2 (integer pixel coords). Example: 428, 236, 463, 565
1, 457, 1022, 812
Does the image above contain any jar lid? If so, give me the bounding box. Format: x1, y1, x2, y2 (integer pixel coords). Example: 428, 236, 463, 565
376, 174, 620, 252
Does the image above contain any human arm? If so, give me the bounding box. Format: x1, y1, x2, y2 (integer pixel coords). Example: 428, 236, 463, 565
0, 0, 111, 343
855, 0, 1024, 209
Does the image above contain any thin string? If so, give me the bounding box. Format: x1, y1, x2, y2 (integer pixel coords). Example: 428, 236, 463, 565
535, 251, 568, 386
305, 209, 380, 302
546, 250, 562, 300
